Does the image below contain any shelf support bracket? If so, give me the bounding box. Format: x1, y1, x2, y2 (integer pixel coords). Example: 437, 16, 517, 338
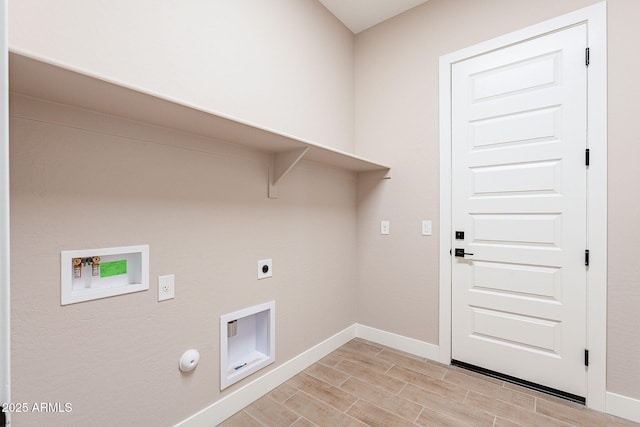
268, 147, 309, 199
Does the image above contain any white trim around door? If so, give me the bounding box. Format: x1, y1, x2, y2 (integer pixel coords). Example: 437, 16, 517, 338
439, 2, 607, 411
0, 0, 10, 420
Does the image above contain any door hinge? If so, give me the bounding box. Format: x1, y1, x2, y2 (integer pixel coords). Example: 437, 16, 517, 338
585, 349, 589, 367
585, 47, 590, 66
585, 249, 590, 266
585, 148, 590, 166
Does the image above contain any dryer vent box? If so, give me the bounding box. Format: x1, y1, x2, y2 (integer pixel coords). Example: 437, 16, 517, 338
220, 301, 275, 389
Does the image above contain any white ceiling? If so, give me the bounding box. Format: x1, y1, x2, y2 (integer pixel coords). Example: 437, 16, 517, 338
318, 0, 430, 34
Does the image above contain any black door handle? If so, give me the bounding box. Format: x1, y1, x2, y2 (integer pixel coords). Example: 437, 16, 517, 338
455, 248, 474, 258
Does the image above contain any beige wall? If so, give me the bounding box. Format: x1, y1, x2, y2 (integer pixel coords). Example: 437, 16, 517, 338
8, 0, 355, 152
9, 94, 358, 426
606, 0, 640, 401
355, 0, 640, 400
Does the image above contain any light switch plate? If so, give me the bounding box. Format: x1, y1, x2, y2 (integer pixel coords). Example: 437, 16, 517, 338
422, 220, 432, 236
380, 221, 390, 235
158, 274, 175, 301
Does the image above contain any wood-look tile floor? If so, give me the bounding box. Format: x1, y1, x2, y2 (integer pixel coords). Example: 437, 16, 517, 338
219, 338, 639, 427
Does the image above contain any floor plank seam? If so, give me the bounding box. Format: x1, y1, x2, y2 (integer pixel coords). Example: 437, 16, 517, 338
396, 381, 409, 395
244, 409, 269, 427
412, 406, 426, 424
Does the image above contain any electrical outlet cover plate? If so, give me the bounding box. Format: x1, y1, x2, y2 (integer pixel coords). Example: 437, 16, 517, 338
258, 259, 272, 279
158, 274, 175, 301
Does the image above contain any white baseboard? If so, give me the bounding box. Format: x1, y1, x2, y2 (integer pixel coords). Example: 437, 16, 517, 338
355, 324, 440, 361
175, 324, 357, 427
606, 392, 640, 423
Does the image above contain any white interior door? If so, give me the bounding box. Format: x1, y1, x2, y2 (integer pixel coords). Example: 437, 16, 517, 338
451, 24, 588, 397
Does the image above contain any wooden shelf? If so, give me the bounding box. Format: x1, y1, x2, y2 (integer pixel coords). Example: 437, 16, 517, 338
8, 50, 390, 197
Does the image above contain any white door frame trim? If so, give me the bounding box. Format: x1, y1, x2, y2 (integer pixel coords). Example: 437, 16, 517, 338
438, 2, 607, 411
0, 0, 10, 417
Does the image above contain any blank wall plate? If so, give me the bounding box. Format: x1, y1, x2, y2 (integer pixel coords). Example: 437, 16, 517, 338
158, 274, 175, 301
258, 259, 272, 279
422, 220, 432, 236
